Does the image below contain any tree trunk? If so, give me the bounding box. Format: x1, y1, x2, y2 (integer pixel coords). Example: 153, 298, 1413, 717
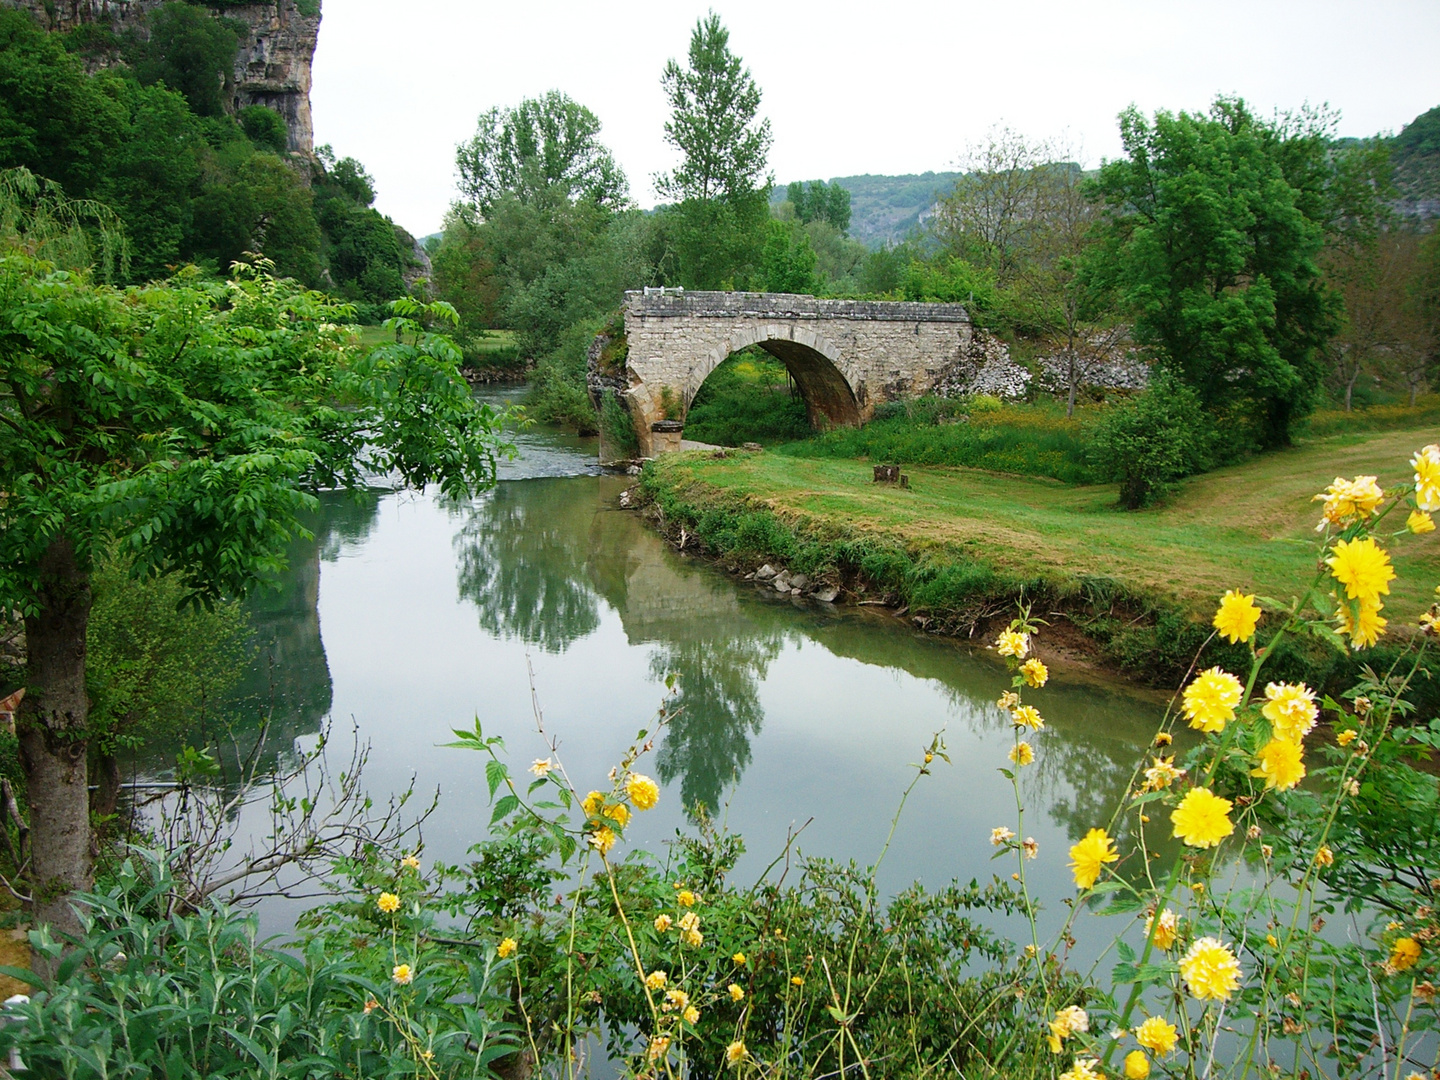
92, 751, 122, 821
16, 536, 93, 954
1345, 368, 1358, 412
1066, 350, 1078, 418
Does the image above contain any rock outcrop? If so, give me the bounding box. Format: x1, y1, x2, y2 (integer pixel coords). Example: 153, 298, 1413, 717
8, 0, 321, 155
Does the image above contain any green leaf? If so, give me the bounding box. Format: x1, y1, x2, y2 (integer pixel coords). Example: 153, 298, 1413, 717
490, 793, 519, 824
485, 759, 508, 799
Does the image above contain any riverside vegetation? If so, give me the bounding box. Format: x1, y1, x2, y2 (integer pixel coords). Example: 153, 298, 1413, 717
1, 449, 1439, 1080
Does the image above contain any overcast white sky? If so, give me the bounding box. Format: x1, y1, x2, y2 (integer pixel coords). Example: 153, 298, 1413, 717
310, 0, 1440, 238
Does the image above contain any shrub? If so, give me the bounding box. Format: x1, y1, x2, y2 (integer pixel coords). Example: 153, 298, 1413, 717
600, 393, 639, 458
1087, 370, 1215, 507
237, 105, 287, 153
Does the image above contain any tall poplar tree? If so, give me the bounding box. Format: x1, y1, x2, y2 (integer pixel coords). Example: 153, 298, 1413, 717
655, 13, 773, 289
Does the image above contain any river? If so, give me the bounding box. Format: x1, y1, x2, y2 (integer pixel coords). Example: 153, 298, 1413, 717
222, 386, 1170, 945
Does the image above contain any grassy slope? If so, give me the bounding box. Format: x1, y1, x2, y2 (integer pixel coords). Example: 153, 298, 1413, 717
652, 427, 1440, 619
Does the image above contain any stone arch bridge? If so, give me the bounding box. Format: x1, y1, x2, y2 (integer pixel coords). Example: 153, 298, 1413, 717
598, 291, 974, 457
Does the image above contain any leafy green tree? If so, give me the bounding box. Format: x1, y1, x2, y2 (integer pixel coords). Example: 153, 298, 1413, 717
0, 224, 506, 940
238, 104, 288, 153
128, 2, 241, 118
456, 91, 627, 218
1087, 370, 1214, 508
1087, 99, 1339, 447
656, 13, 773, 288
786, 180, 851, 234
759, 218, 817, 293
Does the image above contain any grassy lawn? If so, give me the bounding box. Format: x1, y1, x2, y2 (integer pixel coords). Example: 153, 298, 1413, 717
654, 427, 1440, 618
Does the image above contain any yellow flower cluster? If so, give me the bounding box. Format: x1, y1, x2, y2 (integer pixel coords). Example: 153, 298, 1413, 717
1328, 536, 1395, 649
1261, 681, 1317, 741
377, 892, 400, 914
995, 629, 1030, 658
497, 937, 517, 959
1171, 787, 1234, 848
1058, 1058, 1102, 1080
1314, 475, 1384, 528
1251, 737, 1306, 791
1141, 757, 1183, 791
1182, 668, 1243, 732
1144, 908, 1179, 950
1046, 1004, 1088, 1053
1212, 589, 1261, 644
1179, 937, 1240, 1001
627, 773, 660, 810
1009, 741, 1035, 766
645, 969, 667, 990
1020, 658, 1048, 688
1415, 445, 1440, 511
1124, 1049, 1150, 1078
1135, 1015, 1177, 1055
1390, 936, 1421, 972
1011, 705, 1045, 730
1068, 828, 1118, 890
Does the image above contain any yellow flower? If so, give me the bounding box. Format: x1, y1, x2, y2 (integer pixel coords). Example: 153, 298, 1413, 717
1143, 757, 1183, 791
647, 1034, 671, 1062
990, 826, 1015, 846
677, 889, 696, 907
1327, 537, 1396, 605
1337, 728, 1358, 746
1336, 596, 1387, 649
1409, 510, 1436, 535
604, 802, 630, 828
996, 629, 1030, 658
1049, 1005, 1089, 1045
1179, 937, 1241, 1001
726, 1040, 747, 1065
1154, 731, 1173, 746
497, 937, 517, 959
1391, 937, 1422, 972
1144, 908, 1180, 950
997, 690, 1020, 711
678, 912, 700, 933
582, 790, 605, 817
400, 855, 421, 871
589, 826, 617, 854
1022, 836, 1039, 859
1314, 475, 1384, 527
683, 1004, 700, 1025
392, 963, 414, 985
1414, 444, 1440, 511
1011, 705, 1045, 730
363, 997, 379, 1015
663, 988, 689, 1012
377, 892, 400, 914
1251, 738, 1306, 791
1009, 741, 1035, 766
1059, 1059, 1102, 1080
1171, 787, 1234, 848
654, 914, 673, 932
627, 772, 660, 810
1135, 1015, 1178, 1055
790, 975, 804, 987
529, 758, 553, 777
1315, 844, 1335, 867
1124, 1050, 1151, 1079
1260, 682, 1318, 741
645, 970, 667, 991
1213, 590, 1261, 644
1020, 658, 1049, 687
683, 928, 703, 947
732, 952, 747, 965
1069, 828, 1119, 890
729, 983, 745, 1002
1182, 668, 1243, 733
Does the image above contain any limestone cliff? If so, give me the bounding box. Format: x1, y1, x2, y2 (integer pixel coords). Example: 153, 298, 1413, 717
5, 0, 320, 154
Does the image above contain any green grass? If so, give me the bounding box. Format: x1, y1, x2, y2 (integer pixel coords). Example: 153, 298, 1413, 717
781, 396, 1096, 481
350, 325, 520, 370
1300, 395, 1440, 438
643, 427, 1440, 689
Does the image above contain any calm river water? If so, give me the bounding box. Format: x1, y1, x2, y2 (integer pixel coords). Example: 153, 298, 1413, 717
230, 387, 1170, 941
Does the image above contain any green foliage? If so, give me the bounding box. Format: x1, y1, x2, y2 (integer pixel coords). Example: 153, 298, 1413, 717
757, 217, 817, 294
455, 90, 627, 217
786, 179, 851, 233
85, 557, 253, 756
237, 103, 287, 153
127, 2, 241, 118
599, 393, 639, 458
1087, 98, 1339, 448
0, 852, 518, 1078
1087, 371, 1214, 508
1301, 394, 1440, 437
789, 395, 1095, 482
683, 351, 812, 446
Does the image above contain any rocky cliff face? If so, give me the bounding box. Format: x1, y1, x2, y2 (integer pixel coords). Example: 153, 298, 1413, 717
7, 0, 320, 154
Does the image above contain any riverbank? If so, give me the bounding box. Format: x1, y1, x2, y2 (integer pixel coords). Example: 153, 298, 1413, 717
635, 426, 1440, 695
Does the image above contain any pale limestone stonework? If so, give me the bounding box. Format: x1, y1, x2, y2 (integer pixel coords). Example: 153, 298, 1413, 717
621, 291, 972, 456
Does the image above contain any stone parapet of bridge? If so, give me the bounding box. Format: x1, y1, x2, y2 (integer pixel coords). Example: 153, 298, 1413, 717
615, 290, 974, 457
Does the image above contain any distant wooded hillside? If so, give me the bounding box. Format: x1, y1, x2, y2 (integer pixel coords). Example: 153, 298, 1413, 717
771, 172, 961, 248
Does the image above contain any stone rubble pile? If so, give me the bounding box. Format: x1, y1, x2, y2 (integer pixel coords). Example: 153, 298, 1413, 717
747, 564, 840, 603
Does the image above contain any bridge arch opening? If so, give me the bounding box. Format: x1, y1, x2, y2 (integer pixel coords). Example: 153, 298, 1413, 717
684, 330, 861, 441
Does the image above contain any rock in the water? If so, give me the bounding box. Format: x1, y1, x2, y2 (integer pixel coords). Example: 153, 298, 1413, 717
790, 573, 809, 591
814, 585, 840, 603
774, 570, 792, 588
773, 578, 791, 593
755, 564, 778, 581
626, 463, 642, 476
618, 488, 632, 508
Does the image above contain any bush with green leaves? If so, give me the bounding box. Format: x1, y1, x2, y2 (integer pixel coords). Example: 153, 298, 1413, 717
1087, 371, 1215, 507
